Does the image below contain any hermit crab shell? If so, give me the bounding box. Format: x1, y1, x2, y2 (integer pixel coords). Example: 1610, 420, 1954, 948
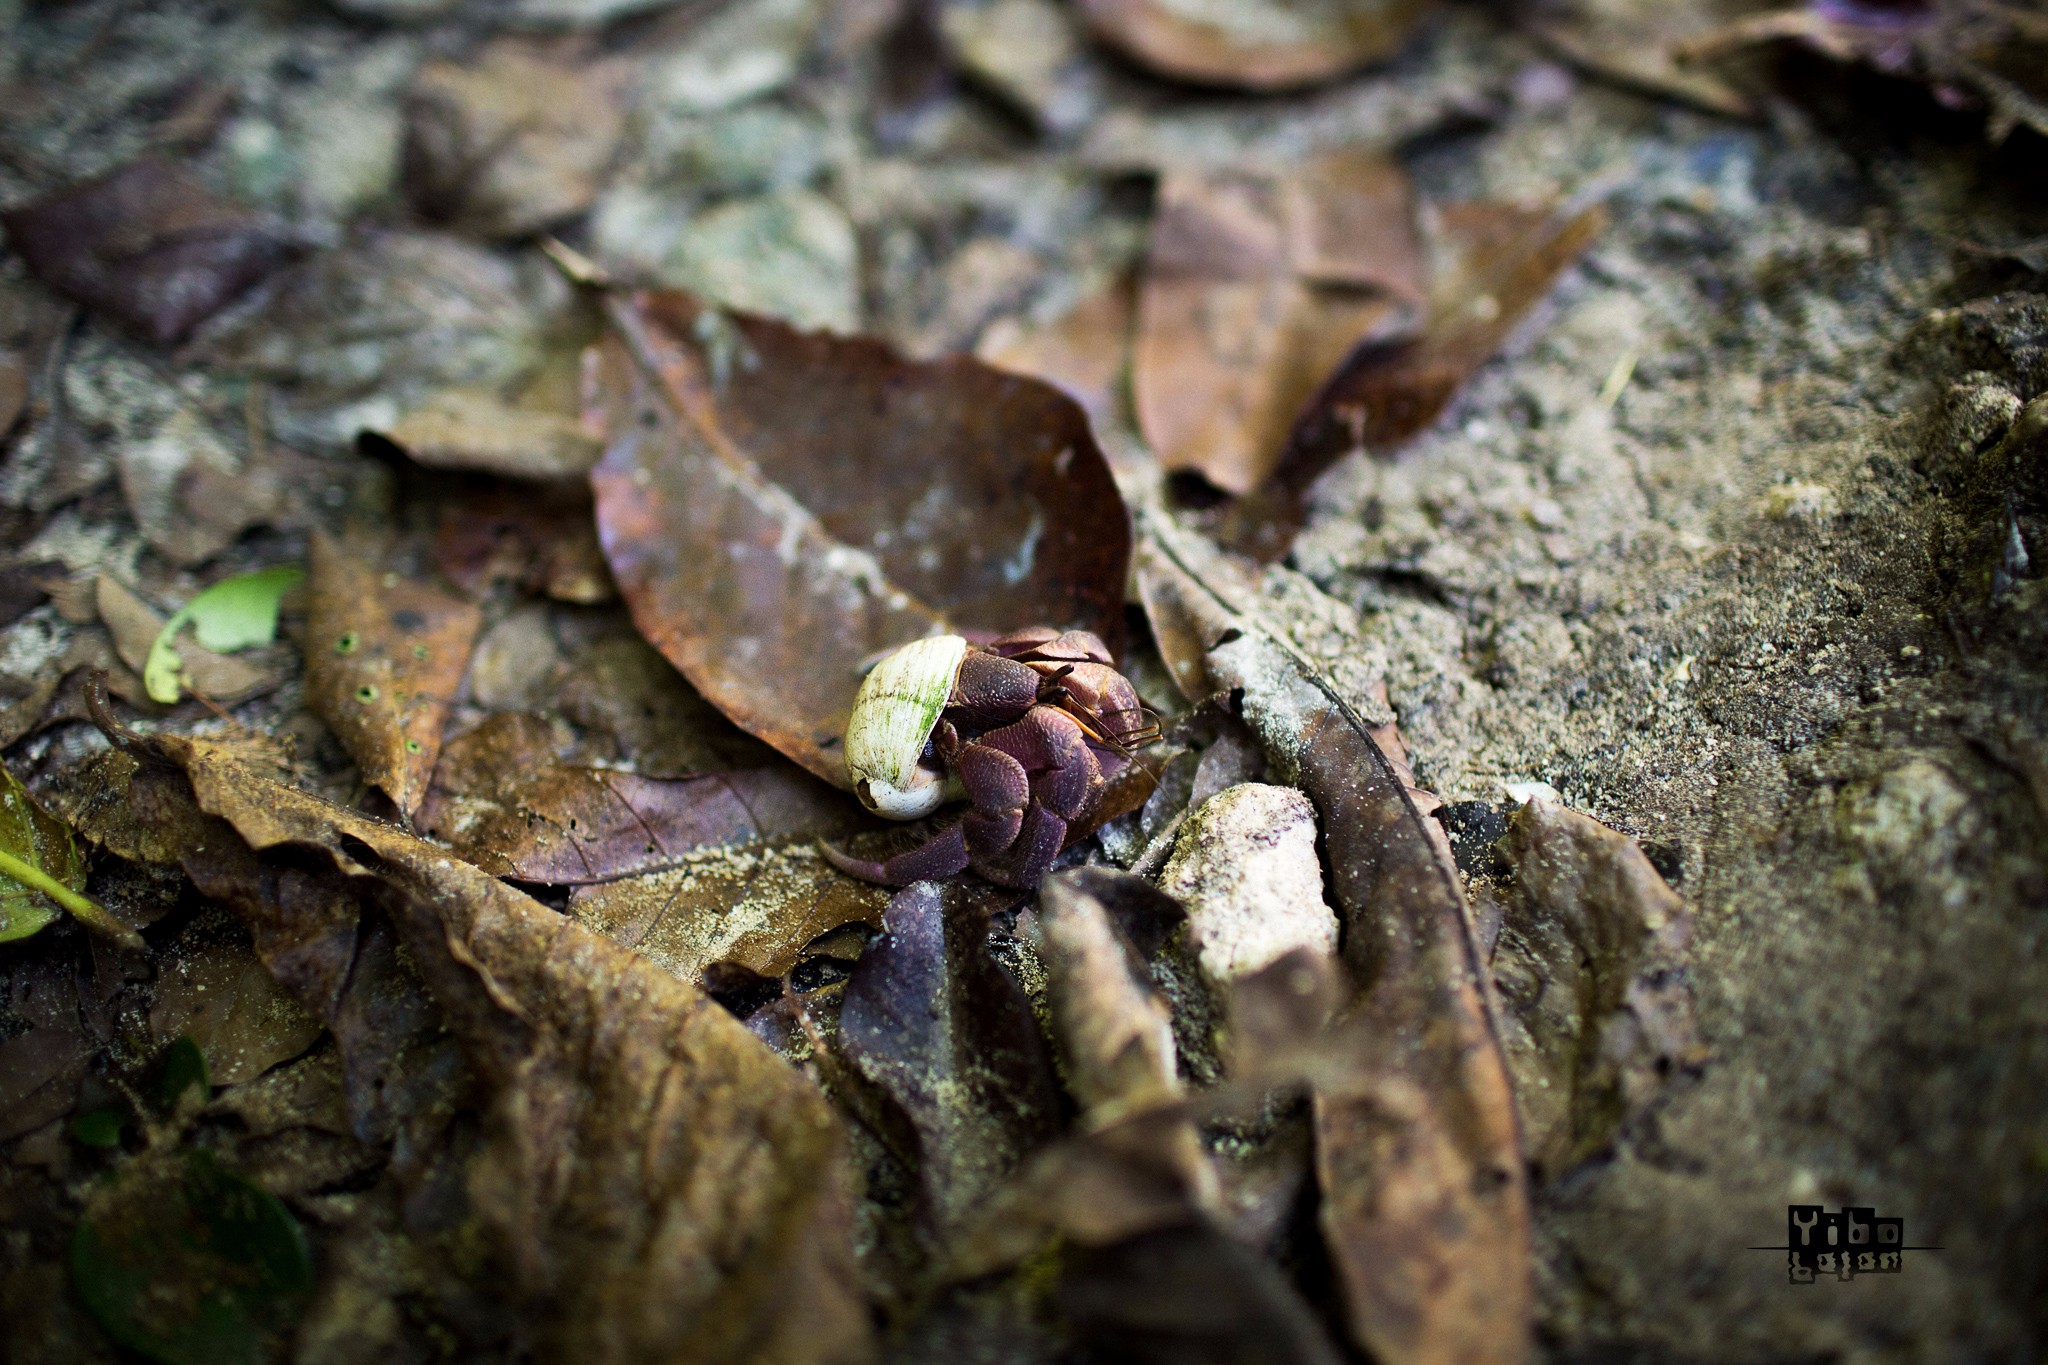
845, 634, 968, 820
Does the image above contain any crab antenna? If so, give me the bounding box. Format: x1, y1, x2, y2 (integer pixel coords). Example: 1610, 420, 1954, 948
1062, 698, 1162, 756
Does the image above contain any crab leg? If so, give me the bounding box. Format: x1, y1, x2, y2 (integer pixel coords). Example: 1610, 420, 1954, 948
971, 804, 1067, 889
820, 822, 970, 886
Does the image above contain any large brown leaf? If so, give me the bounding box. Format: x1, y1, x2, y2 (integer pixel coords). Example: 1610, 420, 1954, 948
1134, 528, 1530, 1365
591, 291, 1131, 785
1076, 0, 1435, 90
109, 712, 875, 1365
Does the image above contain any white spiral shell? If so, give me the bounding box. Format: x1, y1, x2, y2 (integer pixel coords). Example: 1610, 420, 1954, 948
844, 634, 967, 819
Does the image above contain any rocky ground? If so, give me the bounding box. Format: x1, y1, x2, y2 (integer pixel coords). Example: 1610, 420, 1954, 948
0, 1, 2043, 1361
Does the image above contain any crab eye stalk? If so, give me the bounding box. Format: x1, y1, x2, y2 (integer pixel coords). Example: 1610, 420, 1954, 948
844, 634, 968, 820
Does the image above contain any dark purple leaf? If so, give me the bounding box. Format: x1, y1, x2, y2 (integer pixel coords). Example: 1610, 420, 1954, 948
838, 881, 1064, 1234
2, 159, 290, 345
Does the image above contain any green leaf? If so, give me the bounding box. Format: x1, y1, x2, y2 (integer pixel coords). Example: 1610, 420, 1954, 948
0, 763, 139, 949
72, 1107, 127, 1148
71, 1148, 314, 1365
159, 1036, 210, 1113
145, 566, 303, 705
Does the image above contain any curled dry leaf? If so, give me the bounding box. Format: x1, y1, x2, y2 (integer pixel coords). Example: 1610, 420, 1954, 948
0, 158, 291, 345
1491, 798, 1703, 1179
1215, 198, 1608, 560
420, 710, 865, 883
305, 533, 482, 816
115, 715, 875, 1365
568, 842, 890, 982
947, 869, 1230, 1277
1076, 0, 1435, 90
1134, 527, 1531, 1365
404, 41, 630, 240
836, 880, 1064, 1238
590, 291, 1131, 785
1036, 868, 1185, 1119
1137, 154, 1422, 497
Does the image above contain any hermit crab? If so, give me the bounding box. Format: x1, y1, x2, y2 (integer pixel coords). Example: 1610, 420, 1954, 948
822, 628, 1159, 889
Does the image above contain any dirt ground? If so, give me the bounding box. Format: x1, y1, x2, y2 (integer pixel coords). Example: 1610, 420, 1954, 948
1, 1, 2044, 1361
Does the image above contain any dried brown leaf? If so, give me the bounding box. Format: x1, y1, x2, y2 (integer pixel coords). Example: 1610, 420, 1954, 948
1077, 0, 1434, 90
148, 923, 326, 1087
404, 41, 629, 240
389, 388, 604, 481
952, 1103, 1208, 1277
304, 533, 482, 815
1210, 199, 1607, 560
569, 842, 891, 982
976, 275, 1135, 433
1294, 200, 1606, 454
420, 711, 865, 883
1134, 528, 1531, 1365
1037, 867, 1185, 1119
0, 158, 291, 345
1137, 155, 1421, 497
1530, 5, 1760, 118
591, 290, 1130, 785
119, 719, 875, 1365
1491, 798, 1703, 1178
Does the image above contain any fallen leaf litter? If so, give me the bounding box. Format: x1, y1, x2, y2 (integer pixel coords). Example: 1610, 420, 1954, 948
0, 1, 2041, 1361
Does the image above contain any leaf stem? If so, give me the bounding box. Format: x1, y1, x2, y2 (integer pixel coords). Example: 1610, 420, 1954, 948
0, 847, 143, 950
